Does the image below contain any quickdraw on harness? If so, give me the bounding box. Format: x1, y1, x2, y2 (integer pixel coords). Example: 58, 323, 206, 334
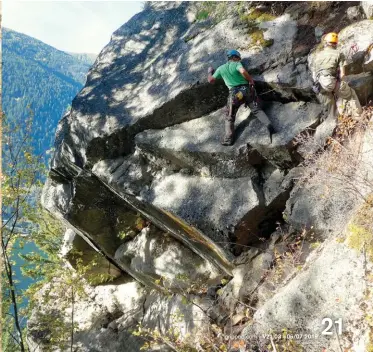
249, 84, 260, 107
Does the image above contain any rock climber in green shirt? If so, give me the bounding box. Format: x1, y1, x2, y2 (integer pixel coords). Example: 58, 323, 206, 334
208, 49, 275, 146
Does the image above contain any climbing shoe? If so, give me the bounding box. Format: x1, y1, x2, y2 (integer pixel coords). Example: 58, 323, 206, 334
221, 137, 233, 146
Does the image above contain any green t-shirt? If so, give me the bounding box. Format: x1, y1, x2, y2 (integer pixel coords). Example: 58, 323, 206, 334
212, 61, 248, 89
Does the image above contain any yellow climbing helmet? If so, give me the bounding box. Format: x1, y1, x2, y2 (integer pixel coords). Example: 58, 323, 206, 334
324, 32, 338, 44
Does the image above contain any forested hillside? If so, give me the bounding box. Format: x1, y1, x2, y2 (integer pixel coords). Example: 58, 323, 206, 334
2, 28, 94, 159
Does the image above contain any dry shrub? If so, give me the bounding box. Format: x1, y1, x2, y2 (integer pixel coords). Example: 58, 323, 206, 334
296, 107, 373, 203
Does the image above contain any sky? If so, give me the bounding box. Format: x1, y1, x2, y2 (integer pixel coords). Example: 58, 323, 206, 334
2, 1, 143, 54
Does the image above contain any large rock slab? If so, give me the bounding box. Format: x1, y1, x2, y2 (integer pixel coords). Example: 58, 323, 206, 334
285, 175, 360, 238
43, 172, 234, 284
141, 174, 261, 248
140, 172, 290, 253
136, 101, 323, 174
287, 126, 373, 237
51, 3, 300, 177
115, 226, 223, 291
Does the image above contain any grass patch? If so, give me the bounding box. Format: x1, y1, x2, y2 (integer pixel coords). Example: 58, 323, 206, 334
238, 7, 275, 49
195, 2, 229, 23
196, 9, 209, 21
346, 196, 373, 262
250, 29, 274, 48
241, 9, 276, 22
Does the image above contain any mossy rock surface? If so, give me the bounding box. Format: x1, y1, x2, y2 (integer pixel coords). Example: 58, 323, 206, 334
346, 197, 373, 262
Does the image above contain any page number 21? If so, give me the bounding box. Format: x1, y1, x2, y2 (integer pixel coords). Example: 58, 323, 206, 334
322, 318, 342, 335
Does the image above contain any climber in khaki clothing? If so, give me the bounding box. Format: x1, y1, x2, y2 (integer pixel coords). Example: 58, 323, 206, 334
208, 49, 275, 146
311, 32, 362, 120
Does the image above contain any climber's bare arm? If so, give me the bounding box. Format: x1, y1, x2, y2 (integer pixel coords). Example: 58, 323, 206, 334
238, 67, 255, 85
208, 67, 215, 83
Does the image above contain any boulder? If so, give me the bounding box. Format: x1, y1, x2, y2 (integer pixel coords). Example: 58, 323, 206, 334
285, 177, 360, 238
362, 1, 373, 19
42, 172, 162, 287
345, 72, 373, 104
27, 280, 109, 350
338, 20, 373, 75
88, 278, 147, 327
256, 59, 314, 101
51, 3, 301, 177
61, 229, 122, 284
142, 291, 214, 345
43, 172, 234, 285
288, 125, 373, 237
41, 177, 73, 221
262, 167, 287, 206
115, 226, 223, 291
347, 6, 364, 21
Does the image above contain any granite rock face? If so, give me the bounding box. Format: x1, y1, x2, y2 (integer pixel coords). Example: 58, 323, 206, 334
61, 229, 122, 283
115, 226, 223, 291
35, 3, 373, 351
362, 1, 373, 19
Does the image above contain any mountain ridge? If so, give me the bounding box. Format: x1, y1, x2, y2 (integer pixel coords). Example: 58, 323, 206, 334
2, 28, 92, 158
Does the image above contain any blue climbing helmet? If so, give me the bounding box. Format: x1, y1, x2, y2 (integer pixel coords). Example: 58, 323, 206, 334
226, 49, 241, 59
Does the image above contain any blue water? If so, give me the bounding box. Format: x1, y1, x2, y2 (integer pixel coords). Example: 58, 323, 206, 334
8, 239, 45, 326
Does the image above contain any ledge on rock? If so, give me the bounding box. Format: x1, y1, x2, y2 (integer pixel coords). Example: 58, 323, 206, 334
135, 107, 262, 179
136, 101, 323, 176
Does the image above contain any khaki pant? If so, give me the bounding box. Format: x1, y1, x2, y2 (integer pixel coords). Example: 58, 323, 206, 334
318, 74, 362, 120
